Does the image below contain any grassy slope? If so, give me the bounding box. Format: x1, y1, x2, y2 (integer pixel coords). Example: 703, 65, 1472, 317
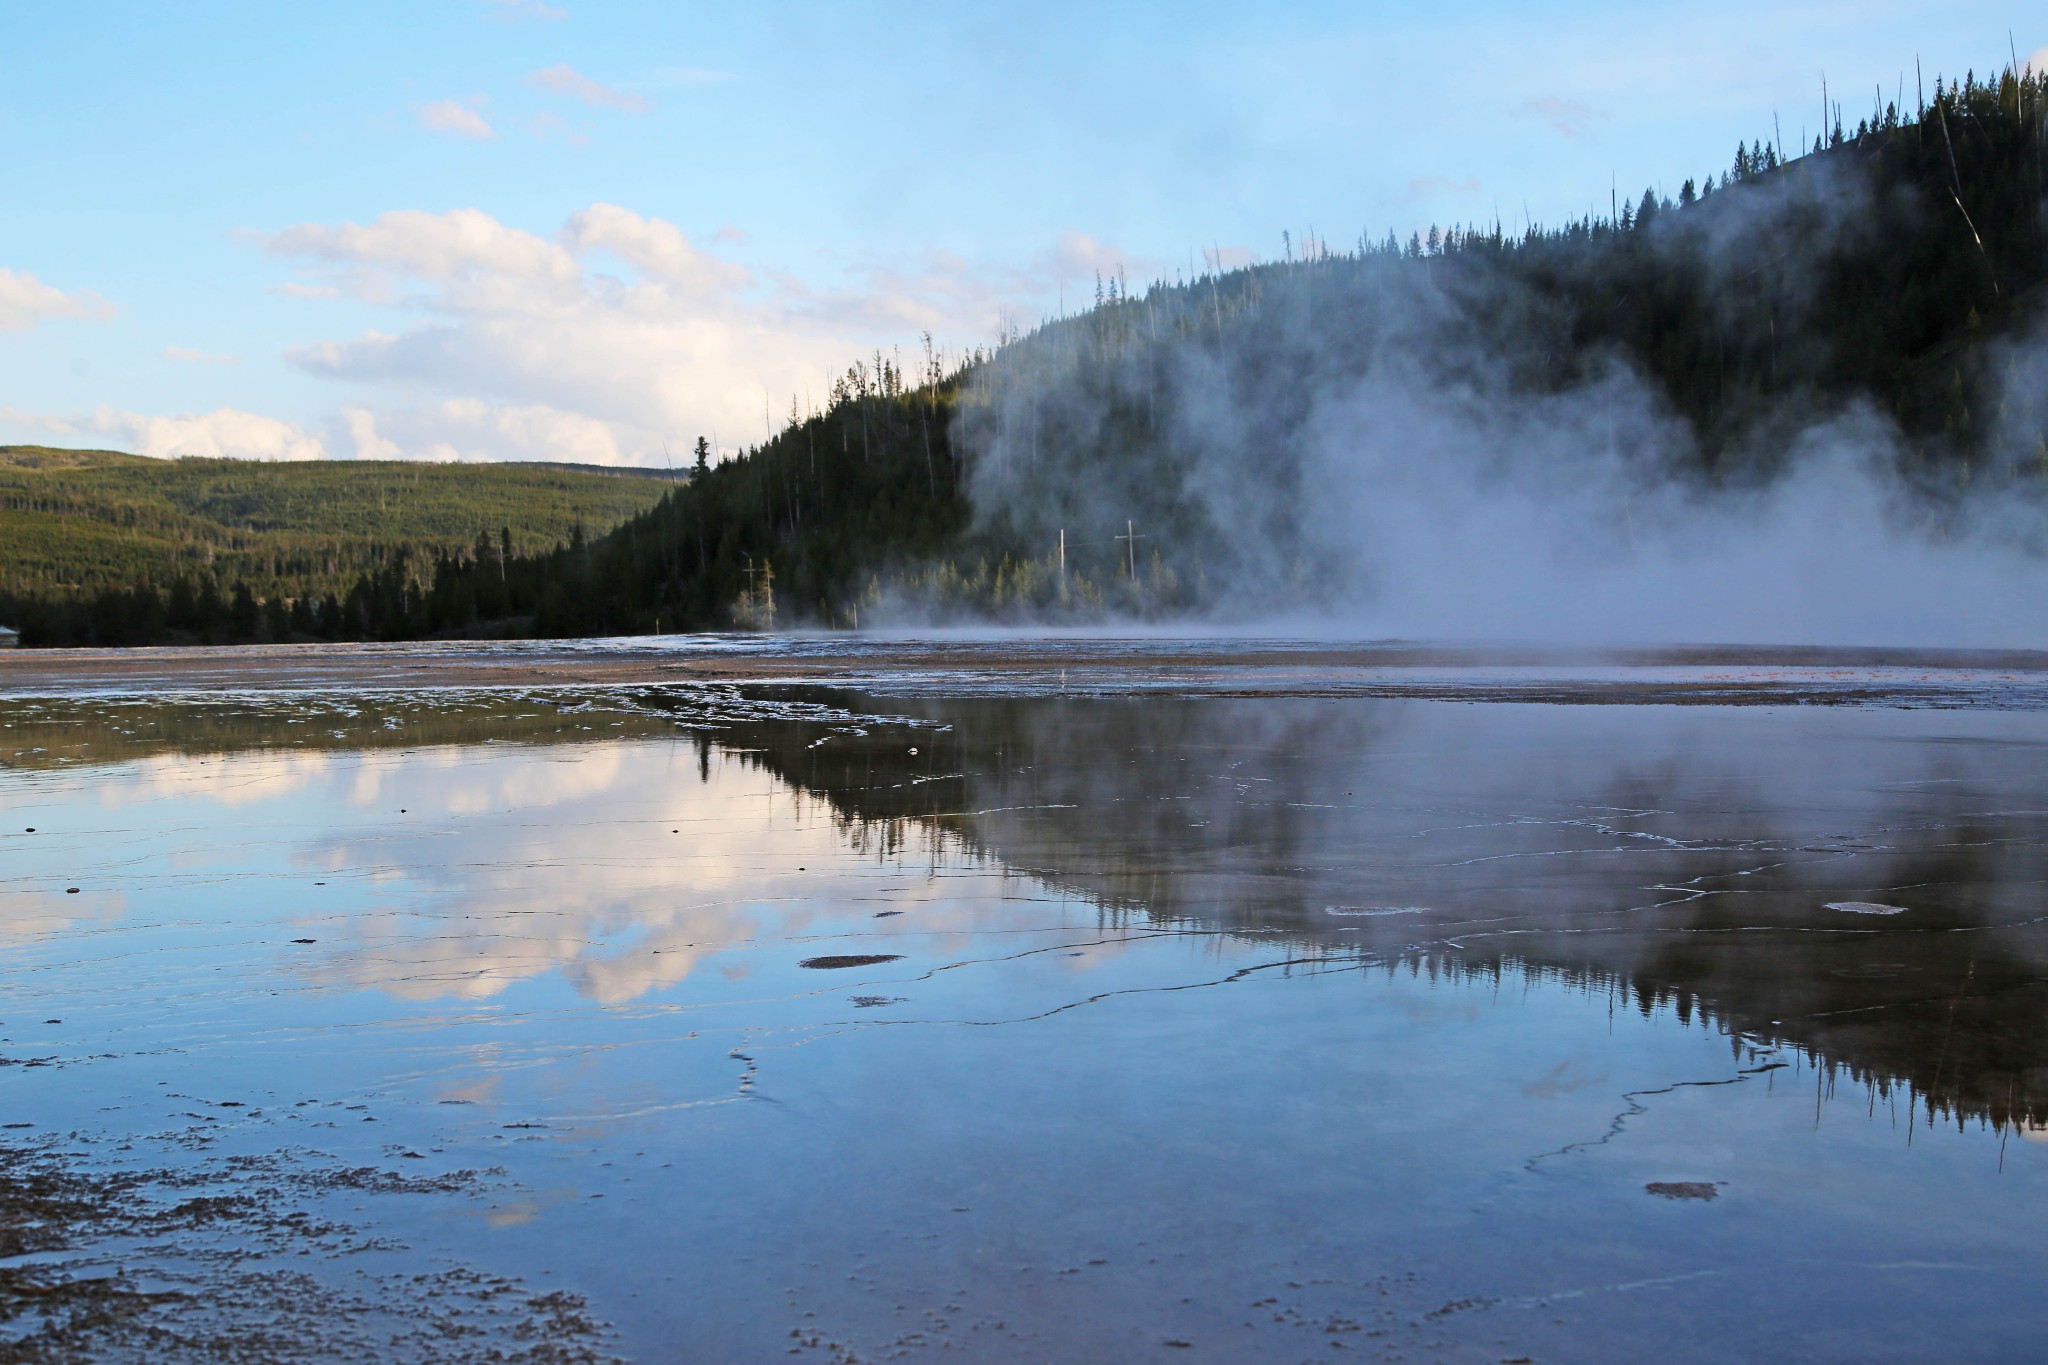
0, 446, 677, 598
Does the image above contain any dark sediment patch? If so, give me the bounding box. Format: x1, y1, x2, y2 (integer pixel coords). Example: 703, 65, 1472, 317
1645, 1181, 1720, 1201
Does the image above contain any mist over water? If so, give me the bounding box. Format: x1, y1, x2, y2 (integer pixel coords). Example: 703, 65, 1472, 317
1283, 387, 2048, 646
954, 147, 2048, 647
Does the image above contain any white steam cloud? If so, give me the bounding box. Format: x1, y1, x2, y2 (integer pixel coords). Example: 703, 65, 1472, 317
955, 154, 2048, 648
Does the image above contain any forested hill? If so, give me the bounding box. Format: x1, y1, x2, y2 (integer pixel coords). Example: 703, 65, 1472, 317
0, 447, 676, 638
8, 64, 2048, 644
944, 65, 2048, 621
419, 66, 2047, 637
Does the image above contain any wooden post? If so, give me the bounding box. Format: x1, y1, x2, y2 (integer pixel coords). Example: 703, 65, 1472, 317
1116, 520, 1146, 581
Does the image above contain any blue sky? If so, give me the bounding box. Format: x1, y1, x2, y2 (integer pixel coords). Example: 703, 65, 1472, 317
1, 1, 2039, 465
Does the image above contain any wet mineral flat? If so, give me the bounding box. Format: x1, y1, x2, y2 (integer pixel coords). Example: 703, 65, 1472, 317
5, 655, 2048, 1362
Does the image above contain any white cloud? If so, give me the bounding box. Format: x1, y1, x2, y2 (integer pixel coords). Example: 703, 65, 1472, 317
266, 208, 577, 285
475, 401, 625, 463
418, 98, 496, 141
286, 307, 811, 454
342, 405, 405, 460
2032, 45, 2048, 76
525, 64, 650, 113
0, 404, 323, 461
262, 203, 1146, 463
560, 202, 746, 294
14, 203, 1137, 468
102, 751, 336, 809
271, 205, 788, 451
162, 345, 241, 365
0, 267, 113, 331
90, 406, 326, 460
0, 405, 76, 437
342, 399, 626, 465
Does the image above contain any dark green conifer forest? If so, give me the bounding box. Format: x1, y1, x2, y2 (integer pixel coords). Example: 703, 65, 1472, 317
6, 64, 2046, 644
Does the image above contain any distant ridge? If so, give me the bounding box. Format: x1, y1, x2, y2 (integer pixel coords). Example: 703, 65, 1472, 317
0, 445, 675, 608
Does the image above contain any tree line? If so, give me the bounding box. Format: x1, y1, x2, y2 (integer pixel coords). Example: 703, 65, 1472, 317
0, 447, 674, 603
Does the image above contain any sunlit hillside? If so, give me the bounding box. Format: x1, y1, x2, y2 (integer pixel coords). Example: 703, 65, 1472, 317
0, 445, 678, 604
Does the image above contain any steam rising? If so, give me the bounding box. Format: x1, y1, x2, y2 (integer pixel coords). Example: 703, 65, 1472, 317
953, 152, 2048, 647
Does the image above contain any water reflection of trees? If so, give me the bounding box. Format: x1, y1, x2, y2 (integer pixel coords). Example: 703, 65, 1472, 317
20, 687, 2048, 1133
712, 691, 2048, 1133
0, 687, 886, 770
0, 694, 680, 768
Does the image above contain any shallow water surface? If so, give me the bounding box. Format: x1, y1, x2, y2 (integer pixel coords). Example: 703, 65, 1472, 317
5, 684, 2048, 1361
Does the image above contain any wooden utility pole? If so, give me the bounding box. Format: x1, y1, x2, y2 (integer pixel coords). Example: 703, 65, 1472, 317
1116, 520, 1146, 581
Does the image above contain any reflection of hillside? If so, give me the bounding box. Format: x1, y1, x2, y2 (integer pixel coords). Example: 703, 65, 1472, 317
0, 687, 892, 770
719, 692, 2048, 1132
20, 686, 2048, 1133
0, 694, 682, 769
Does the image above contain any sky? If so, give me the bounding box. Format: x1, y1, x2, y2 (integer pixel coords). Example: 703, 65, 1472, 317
0, 1, 2041, 466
